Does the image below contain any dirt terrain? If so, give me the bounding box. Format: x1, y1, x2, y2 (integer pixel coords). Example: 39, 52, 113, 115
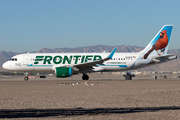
0, 74, 180, 120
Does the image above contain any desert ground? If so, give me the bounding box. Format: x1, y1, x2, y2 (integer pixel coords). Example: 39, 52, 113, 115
0, 73, 180, 120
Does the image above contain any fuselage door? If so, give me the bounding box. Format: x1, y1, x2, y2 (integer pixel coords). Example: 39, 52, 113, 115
23, 55, 29, 65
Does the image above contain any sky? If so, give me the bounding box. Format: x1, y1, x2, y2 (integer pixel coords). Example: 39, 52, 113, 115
0, 0, 180, 52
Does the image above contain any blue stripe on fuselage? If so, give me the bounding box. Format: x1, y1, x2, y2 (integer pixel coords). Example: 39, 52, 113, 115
97, 65, 127, 67
27, 64, 53, 67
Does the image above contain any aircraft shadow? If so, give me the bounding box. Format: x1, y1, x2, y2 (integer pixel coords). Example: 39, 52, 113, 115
0, 106, 180, 118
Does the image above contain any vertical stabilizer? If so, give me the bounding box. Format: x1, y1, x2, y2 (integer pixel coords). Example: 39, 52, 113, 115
140, 25, 173, 59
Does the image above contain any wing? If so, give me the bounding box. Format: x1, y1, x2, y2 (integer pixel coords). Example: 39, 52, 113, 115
71, 48, 117, 71
52, 48, 117, 71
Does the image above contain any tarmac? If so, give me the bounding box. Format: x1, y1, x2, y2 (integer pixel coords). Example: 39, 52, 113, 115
0, 73, 180, 120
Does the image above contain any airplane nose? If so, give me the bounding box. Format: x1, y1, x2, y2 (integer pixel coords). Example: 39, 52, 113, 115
2, 62, 6, 69
2, 62, 8, 70
2, 61, 15, 71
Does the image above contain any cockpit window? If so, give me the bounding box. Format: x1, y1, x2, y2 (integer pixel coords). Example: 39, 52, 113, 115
10, 58, 14, 61
10, 58, 17, 61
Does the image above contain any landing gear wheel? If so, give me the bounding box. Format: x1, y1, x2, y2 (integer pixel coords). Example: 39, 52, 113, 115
24, 72, 29, 81
24, 76, 29, 81
82, 75, 89, 80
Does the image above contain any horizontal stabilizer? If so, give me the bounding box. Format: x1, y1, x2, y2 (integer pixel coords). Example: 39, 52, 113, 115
153, 55, 177, 63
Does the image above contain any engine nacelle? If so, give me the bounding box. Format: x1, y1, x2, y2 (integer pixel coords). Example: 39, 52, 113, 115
55, 67, 72, 78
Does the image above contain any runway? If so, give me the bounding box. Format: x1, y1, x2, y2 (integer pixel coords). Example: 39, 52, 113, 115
0, 75, 180, 120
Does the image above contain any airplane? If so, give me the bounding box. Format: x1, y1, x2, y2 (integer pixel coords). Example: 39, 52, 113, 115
2, 25, 177, 81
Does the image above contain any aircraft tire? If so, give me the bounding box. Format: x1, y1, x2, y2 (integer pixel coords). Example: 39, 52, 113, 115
82, 75, 89, 80
24, 77, 29, 81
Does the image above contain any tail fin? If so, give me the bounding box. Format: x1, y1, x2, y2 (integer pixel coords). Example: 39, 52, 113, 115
140, 25, 173, 59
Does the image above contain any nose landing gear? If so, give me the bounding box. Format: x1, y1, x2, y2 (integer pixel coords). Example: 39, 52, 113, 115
24, 72, 29, 81
24, 76, 29, 81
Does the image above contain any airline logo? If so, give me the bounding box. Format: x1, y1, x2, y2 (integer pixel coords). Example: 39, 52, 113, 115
34, 55, 102, 65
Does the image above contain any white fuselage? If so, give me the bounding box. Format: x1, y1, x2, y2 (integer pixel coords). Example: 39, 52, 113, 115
3, 52, 151, 73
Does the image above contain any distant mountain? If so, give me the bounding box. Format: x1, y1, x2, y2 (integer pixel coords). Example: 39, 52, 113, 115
36, 45, 143, 53
0, 45, 179, 71
0, 51, 17, 68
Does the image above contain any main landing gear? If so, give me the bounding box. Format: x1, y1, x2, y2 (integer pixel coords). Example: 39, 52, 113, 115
82, 74, 89, 80
24, 72, 29, 81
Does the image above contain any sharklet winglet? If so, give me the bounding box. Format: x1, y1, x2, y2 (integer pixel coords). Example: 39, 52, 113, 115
108, 47, 117, 59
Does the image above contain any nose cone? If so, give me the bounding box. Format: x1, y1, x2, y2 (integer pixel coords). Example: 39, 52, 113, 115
2, 62, 8, 69
2, 62, 10, 70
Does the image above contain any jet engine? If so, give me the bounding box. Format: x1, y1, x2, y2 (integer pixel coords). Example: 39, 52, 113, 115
55, 67, 73, 78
